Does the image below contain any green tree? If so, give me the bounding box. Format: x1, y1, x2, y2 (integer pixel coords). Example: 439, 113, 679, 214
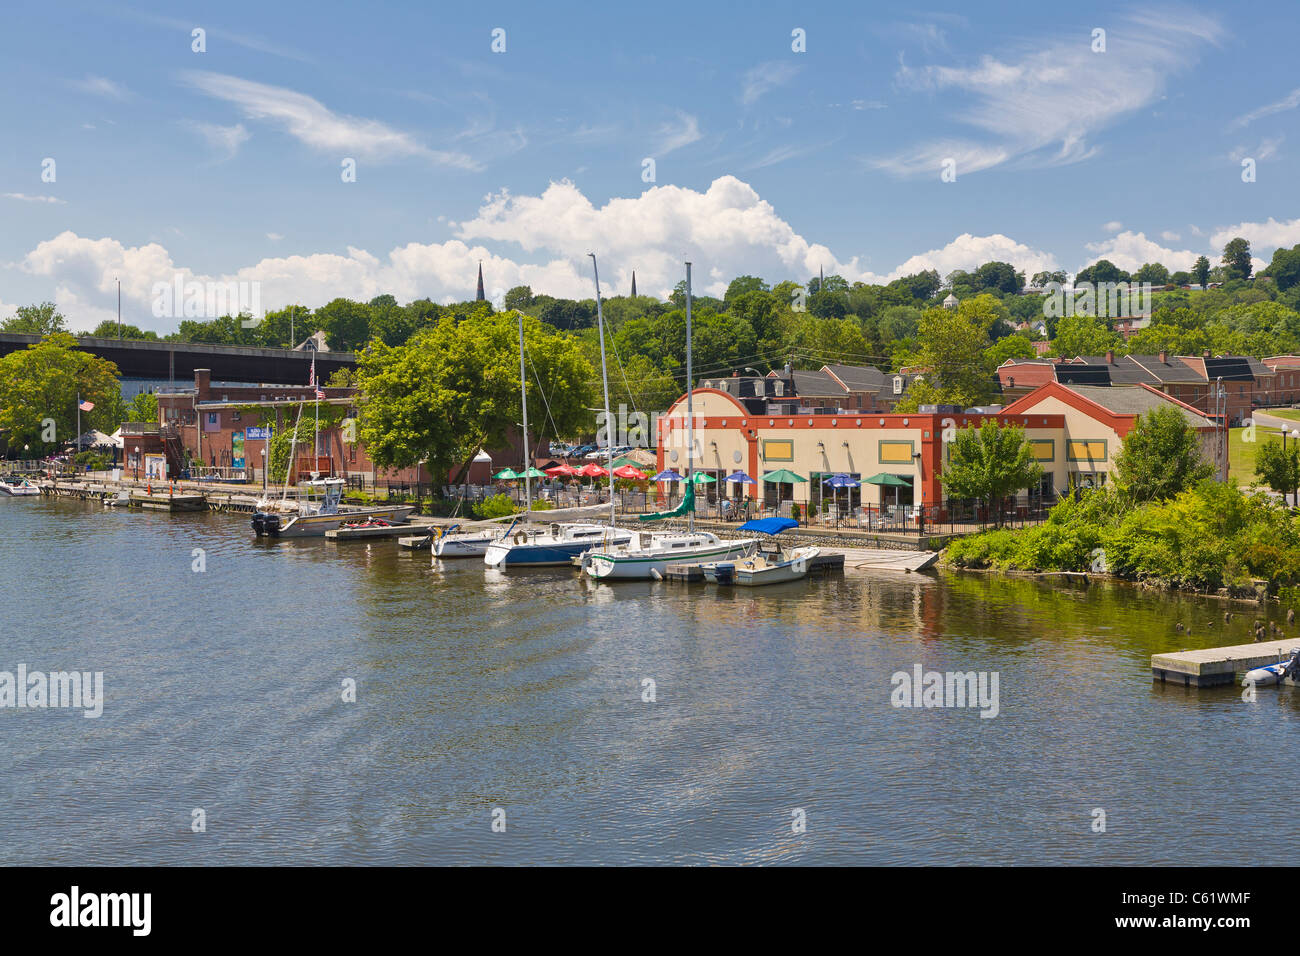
0, 333, 121, 451
1133, 262, 1170, 286
1112, 405, 1213, 502
1050, 314, 1121, 358
1192, 255, 1212, 288
895, 293, 1006, 410
1222, 237, 1253, 281
1255, 439, 1300, 504
355, 311, 596, 482
89, 320, 159, 340
1, 302, 67, 335
939, 421, 1044, 528
1264, 245, 1300, 292
126, 391, 158, 423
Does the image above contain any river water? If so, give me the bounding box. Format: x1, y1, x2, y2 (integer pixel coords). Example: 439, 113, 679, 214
2, 496, 1296, 865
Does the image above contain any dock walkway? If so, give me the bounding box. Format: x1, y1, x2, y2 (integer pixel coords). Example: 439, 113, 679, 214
1152, 638, 1300, 687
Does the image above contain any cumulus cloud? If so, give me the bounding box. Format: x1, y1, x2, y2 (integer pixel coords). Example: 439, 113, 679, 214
1102, 221, 1123, 233
874, 8, 1219, 177
1161, 230, 1181, 241
1082, 230, 1200, 273
181, 71, 479, 169
12, 176, 1062, 332
1209, 217, 1300, 253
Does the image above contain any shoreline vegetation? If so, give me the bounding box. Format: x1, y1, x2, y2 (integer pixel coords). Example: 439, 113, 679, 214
943, 481, 1300, 607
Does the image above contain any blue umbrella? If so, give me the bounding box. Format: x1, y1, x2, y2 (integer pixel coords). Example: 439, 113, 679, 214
724, 471, 756, 484
822, 473, 860, 488
651, 469, 683, 482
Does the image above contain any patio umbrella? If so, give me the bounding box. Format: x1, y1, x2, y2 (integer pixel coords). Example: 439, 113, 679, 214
822, 473, 860, 523
612, 465, 647, 479
493, 467, 519, 480
689, 472, 716, 483
724, 471, 756, 485
578, 462, 608, 477
651, 469, 683, 482
863, 471, 912, 509
760, 468, 807, 514
545, 463, 578, 476
519, 466, 547, 478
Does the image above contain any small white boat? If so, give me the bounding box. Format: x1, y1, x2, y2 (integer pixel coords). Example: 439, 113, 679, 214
703, 545, 821, 586
0, 477, 40, 497
433, 522, 510, 558
104, 489, 132, 507
583, 529, 757, 580
1244, 648, 1300, 687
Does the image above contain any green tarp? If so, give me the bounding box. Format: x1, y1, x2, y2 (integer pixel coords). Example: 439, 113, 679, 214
638, 482, 694, 521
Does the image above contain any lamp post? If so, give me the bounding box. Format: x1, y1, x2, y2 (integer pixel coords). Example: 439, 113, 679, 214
261, 447, 267, 491
133, 445, 140, 481
913, 450, 925, 535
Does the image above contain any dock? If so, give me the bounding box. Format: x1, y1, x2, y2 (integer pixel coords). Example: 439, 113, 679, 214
1152, 638, 1300, 687
325, 517, 432, 542
130, 492, 208, 512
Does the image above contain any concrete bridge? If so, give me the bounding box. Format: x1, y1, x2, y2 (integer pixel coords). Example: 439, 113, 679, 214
0, 333, 356, 385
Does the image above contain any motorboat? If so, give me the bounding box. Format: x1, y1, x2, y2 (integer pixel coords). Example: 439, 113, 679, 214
702, 546, 820, 586
1243, 647, 1300, 687
483, 520, 632, 568
433, 521, 512, 558
0, 477, 40, 497
252, 478, 413, 538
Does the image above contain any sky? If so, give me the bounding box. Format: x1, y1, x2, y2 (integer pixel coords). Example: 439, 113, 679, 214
1, 0, 1298, 332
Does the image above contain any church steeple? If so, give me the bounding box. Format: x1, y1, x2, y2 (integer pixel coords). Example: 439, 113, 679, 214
475, 261, 485, 301
630, 271, 637, 297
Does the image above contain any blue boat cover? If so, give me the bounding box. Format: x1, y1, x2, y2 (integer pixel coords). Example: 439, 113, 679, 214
738, 516, 798, 535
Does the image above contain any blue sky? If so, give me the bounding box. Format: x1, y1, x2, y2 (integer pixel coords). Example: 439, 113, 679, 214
1, 0, 1297, 331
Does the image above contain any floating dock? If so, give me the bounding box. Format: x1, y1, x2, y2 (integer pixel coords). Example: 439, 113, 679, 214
325, 519, 427, 541
130, 492, 208, 512
1152, 638, 1300, 687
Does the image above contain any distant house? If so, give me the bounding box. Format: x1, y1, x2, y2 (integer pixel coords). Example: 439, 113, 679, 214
293, 330, 330, 352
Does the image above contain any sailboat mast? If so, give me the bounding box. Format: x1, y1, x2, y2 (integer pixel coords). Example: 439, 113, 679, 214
589, 253, 615, 531
517, 309, 532, 511
685, 261, 694, 534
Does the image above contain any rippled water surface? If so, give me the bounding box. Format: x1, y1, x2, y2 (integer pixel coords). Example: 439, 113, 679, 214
2, 496, 1296, 864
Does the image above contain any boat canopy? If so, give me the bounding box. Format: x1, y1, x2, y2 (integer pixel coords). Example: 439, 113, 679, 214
638, 482, 694, 522
738, 516, 798, 535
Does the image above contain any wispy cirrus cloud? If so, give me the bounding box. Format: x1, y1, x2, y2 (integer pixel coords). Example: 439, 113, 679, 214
740, 61, 801, 106
1230, 87, 1300, 129
181, 71, 480, 169
3, 193, 66, 204
71, 74, 129, 100
182, 121, 251, 161
873, 8, 1222, 178
654, 111, 702, 155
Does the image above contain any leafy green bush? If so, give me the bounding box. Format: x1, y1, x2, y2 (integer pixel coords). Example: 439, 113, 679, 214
474, 493, 518, 520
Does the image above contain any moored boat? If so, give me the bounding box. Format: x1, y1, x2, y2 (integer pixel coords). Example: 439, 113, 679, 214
584, 528, 756, 580
0, 477, 41, 497
252, 478, 413, 538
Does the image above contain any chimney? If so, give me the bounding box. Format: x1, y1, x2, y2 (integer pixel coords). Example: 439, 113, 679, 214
1157, 350, 1168, 364
1202, 349, 1211, 359
194, 368, 211, 398
1104, 350, 1114, 364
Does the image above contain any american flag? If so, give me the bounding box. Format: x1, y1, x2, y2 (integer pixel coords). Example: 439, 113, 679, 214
78, 400, 94, 412
308, 353, 324, 398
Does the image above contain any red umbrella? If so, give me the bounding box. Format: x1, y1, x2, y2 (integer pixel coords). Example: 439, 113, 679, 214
545, 463, 578, 476
579, 462, 608, 477
612, 465, 647, 479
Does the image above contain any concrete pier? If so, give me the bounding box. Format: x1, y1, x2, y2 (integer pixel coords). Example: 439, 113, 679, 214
1152, 638, 1300, 687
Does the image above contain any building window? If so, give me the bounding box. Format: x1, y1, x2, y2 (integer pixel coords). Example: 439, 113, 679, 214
879, 440, 914, 464
762, 439, 794, 462
1067, 439, 1107, 462
1030, 439, 1055, 462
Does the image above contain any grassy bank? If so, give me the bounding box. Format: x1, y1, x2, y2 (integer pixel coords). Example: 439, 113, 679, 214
944, 482, 1300, 596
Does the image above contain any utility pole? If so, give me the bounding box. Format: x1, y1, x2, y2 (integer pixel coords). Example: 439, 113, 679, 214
116, 277, 121, 338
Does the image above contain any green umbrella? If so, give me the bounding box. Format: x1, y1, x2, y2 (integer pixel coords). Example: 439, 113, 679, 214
760, 468, 807, 516
519, 466, 547, 478
688, 472, 717, 483
493, 468, 519, 480
863, 472, 912, 510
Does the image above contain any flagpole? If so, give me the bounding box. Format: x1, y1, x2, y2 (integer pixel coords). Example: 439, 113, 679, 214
76, 392, 81, 457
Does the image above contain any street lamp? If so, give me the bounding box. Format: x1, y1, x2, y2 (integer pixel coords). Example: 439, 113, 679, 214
133, 445, 140, 481
261, 447, 268, 491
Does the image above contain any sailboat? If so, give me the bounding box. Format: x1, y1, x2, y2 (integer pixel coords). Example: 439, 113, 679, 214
583, 262, 755, 580
482, 255, 633, 568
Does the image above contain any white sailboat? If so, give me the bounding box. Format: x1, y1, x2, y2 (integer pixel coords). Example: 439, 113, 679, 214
483, 255, 634, 568
584, 261, 755, 580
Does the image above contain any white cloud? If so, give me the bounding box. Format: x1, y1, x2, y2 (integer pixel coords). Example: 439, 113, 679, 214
1082, 230, 1200, 273
1161, 230, 1181, 241
10, 177, 1058, 331
182, 121, 251, 161
654, 111, 702, 155
266, 233, 284, 241
3, 193, 65, 204
741, 62, 801, 106
1103, 221, 1123, 233
1209, 217, 1300, 253
181, 71, 479, 169
71, 74, 129, 99
1231, 87, 1300, 129
1228, 136, 1282, 163
875, 9, 1220, 177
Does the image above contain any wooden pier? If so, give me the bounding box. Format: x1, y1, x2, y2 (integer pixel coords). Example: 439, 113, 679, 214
325, 518, 430, 542
1152, 638, 1300, 687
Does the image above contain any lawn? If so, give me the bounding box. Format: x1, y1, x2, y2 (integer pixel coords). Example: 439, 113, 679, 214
1228, 426, 1259, 485
1264, 408, 1300, 423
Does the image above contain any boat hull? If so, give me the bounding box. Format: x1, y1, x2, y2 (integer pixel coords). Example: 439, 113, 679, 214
585, 538, 756, 580
253, 505, 414, 538
483, 527, 631, 568
433, 533, 501, 558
